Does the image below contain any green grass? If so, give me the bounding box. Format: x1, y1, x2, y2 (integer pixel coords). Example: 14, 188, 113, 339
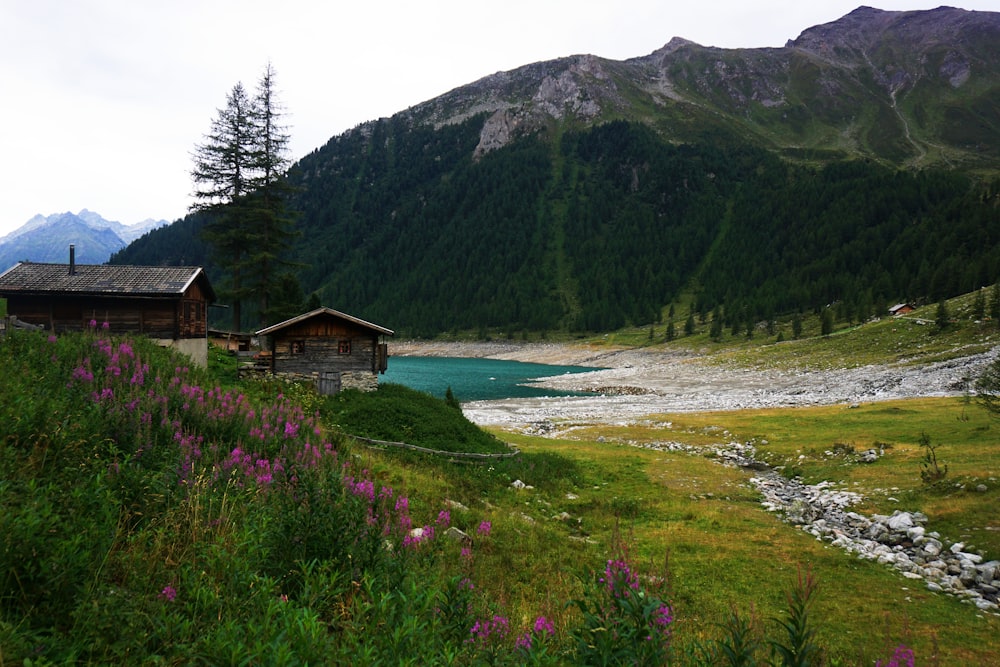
485, 401, 1000, 663
597, 289, 1000, 373
5, 318, 1000, 663
323, 382, 510, 455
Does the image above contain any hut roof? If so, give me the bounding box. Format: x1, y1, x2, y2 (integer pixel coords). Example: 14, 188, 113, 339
0, 262, 215, 301
256, 307, 394, 337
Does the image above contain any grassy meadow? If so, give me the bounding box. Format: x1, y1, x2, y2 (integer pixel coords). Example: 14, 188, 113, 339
2, 293, 1000, 664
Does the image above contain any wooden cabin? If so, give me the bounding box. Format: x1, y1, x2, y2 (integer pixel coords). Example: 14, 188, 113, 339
0, 250, 215, 367
256, 307, 394, 394
889, 303, 916, 316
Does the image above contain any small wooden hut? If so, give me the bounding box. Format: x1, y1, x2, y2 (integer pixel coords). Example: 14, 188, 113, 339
889, 303, 916, 316
0, 249, 215, 366
255, 307, 393, 394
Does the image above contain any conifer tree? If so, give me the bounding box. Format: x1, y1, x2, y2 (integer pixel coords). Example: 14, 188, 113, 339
973, 287, 986, 322
935, 299, 951, 331
710, 305, 723, 341
244, 62, 298, 325
190, 63, 298, 330
820, 308, 834, 336
990, 282, 1000, 327
191, 82, 257, 330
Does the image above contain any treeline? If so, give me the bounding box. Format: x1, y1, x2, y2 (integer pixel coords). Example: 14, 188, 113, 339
696, 159, 1000, 326
113, 117, 1000, 336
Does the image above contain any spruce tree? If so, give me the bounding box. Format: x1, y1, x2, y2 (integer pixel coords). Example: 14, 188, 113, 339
936, 299, 951, 331
245, 63, 298, 326
973, 288, 986, 322
684, 312, 695, 336
191, 82, 257, 331
710, 305, 723, 341
191, 64, 298, 330
990, 282, 1000, 327
821, 308, 834, 336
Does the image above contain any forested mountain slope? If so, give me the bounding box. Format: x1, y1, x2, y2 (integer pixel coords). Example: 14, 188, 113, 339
113, 7, 1000, 335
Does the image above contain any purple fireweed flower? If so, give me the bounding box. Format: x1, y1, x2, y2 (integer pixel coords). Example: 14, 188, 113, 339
89, 319, 97, 328
601, 558, 640, 597
468, 615, 510, 645
159, 585, 177, 602
652, 604, 673, 636
533, 615, 555, 636
477, 520, 491, 536
47, 335, 57, 343
72, 366, 94, 383
437, 510, 450, 527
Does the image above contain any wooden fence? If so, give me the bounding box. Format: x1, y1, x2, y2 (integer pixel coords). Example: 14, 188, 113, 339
349, 434, 521, 461
0, 316, 44, 338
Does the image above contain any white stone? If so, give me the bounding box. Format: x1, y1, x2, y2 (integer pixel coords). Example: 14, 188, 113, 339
445, 526, 471, 543
923, 539, 943, 557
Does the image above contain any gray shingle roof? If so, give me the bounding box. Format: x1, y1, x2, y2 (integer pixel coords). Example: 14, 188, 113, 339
0, 262, 215, 300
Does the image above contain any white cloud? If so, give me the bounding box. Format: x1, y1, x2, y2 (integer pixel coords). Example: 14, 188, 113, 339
1, 1, 996, 236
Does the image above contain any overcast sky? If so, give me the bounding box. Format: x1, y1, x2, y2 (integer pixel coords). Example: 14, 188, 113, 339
1, 1, 996, 238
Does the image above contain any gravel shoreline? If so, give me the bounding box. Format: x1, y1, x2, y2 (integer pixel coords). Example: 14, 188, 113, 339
390, 340, 998, 428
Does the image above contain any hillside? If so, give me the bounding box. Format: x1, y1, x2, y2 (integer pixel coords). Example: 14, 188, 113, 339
112, 7, 1000, 335
4, 313, 1000, 662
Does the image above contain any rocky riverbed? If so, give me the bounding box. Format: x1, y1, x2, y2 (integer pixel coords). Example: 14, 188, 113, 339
602, 436, 1000, 613
391, 340, 997, 428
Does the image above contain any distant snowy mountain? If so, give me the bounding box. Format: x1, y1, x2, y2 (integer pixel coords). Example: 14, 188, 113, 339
0, 210, 168, 271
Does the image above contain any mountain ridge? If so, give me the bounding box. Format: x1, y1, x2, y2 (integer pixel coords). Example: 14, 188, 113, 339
396, 5, 999, 169
0, 211, 167, 271
114, 7, 1000, 335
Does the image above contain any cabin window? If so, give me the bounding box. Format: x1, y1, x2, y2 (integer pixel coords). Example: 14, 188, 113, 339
291, 340, 305, 354
338, 340, 351, 355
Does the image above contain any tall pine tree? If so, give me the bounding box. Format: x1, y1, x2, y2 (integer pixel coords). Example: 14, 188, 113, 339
190, 64, 298, 330
244, 63, 300, 326
191, 82, 257, 331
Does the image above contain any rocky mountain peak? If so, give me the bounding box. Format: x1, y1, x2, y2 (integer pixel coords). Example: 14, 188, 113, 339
383, 7, 1000, 167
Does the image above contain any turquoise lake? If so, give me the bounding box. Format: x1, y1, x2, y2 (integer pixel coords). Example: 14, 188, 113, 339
380, 356, 594, 401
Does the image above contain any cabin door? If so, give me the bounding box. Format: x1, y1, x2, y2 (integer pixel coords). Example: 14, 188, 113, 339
318, 371, 342, 396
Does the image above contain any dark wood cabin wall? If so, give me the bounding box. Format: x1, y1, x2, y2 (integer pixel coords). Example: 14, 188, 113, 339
4, 295, 209, 339
272, 335, 377, 376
